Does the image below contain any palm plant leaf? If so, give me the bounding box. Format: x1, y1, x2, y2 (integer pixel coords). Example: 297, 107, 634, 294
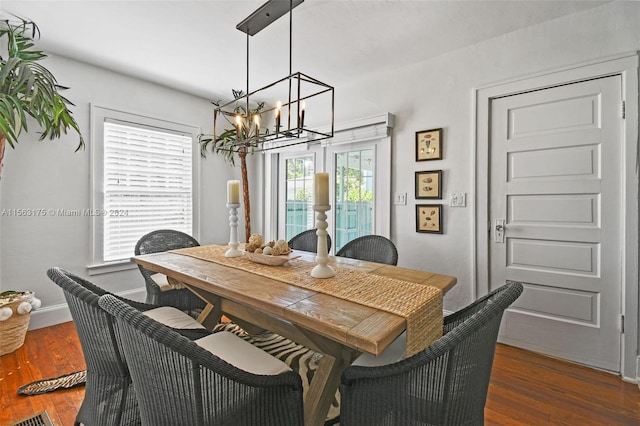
0, 94, 23, 146
0, 16, 83, 151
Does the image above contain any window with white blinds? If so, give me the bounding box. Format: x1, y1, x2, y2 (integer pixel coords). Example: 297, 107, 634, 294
89, 105, 199, 273
103, 121, 193, 262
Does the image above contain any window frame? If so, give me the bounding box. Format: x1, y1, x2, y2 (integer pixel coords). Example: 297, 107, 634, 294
88, 105, 200, 275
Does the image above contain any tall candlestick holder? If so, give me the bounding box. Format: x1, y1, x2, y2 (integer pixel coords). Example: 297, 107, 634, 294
311, 205, 335, 278
225, 203, 243, 257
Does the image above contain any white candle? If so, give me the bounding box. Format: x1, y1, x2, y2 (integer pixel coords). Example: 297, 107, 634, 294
314, 173, 329, 206
227, 180, 240, 204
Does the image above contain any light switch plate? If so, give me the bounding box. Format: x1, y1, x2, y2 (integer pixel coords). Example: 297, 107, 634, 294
394, 192, 407, 205
449, 192, 467, 207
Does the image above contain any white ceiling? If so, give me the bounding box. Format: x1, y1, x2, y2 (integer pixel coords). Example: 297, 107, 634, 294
1, 0, 611, 101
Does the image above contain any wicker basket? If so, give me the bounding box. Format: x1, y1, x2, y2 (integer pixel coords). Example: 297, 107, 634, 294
0, 298, 32, 356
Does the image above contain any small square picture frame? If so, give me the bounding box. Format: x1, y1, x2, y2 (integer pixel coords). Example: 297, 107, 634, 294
415, 170, 442, 199
416, 204, 442, 234
415, 128, 442, 161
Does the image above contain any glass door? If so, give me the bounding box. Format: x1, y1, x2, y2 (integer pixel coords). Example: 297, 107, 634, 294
272, 118, 391, 252
333, 147, 375, 252
282, 153, 316, 241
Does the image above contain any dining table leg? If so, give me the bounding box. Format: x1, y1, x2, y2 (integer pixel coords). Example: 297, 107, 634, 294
187, 287, 223, 330
304, 347, 358, 426
196, 303, 217, 328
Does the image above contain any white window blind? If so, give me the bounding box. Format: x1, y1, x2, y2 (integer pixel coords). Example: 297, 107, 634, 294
103, 120, 193, 262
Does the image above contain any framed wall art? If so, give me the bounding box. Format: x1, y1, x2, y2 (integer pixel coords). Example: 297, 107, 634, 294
415, 170, 442, 199
416, 204, 442, 234
415, 128, 442, 161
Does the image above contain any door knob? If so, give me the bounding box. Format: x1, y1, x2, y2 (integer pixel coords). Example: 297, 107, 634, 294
495, 219, 505, 243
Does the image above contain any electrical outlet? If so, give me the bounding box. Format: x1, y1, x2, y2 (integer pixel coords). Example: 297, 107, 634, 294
394, 192, 407, 205
449, 192, 467, 207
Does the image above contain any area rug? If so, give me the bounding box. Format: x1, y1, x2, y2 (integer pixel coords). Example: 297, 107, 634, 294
17, 371, 86, 395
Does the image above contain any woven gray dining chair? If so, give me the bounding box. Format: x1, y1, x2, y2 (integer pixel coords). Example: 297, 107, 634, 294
134, 229, 206, 315
98, 294, 305, 426
47, 267, 213, 426
288, 228, 332, 253
338, 281, 524, 426
47, 267, 141, 426
336, 235, 398, 265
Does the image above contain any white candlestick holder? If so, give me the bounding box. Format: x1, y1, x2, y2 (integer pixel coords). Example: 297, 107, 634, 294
225, 203, 243, 257
311, 205, 335, 278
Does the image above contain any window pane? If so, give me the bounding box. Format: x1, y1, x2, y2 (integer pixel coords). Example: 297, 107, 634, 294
285, 156, 314, 241
103, 121, 193, 262
334, 148, 374, 252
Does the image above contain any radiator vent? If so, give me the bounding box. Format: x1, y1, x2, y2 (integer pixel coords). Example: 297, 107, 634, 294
11, 411, 54, 426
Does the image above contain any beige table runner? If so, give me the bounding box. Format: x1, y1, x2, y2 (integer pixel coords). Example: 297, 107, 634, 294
171, 245, 442, 356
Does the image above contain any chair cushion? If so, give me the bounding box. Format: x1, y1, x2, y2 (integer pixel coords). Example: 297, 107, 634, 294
196, 331, 292, 375
352, 331, 406, 367
150, 273, 174, 292
143, 306, 205, 330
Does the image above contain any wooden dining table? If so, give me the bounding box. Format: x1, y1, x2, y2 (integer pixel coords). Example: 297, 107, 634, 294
132, 245, 456, 426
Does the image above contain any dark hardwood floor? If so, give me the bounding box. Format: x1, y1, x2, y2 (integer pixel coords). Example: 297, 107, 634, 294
1, 322, 85, 426
1, 321, 639, 425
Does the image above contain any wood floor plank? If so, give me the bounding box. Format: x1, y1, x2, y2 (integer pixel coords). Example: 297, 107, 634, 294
1, 322, 639, 426
486, 344, 640, 426
485, 406, 549, 426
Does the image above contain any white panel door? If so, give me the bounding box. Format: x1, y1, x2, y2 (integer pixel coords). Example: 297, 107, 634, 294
489, 76, 622, 372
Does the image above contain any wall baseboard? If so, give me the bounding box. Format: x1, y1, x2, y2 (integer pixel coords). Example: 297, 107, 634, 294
28, 287, 146, 330
633, 356, 640, 386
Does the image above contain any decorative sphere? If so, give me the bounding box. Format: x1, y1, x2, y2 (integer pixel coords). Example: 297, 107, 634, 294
31, 298, 42, 310
0, 307, 13, 321
17, 301, 32, 315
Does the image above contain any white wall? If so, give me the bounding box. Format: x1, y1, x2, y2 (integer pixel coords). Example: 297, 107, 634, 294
0, 54, 239, 328
319, 1, 639, 310
1, 2, 637, 336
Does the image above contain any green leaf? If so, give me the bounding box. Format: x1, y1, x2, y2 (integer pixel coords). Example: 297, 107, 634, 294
0, 17, 83, 152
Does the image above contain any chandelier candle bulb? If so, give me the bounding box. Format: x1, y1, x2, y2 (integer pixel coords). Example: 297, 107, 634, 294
299, 101, 306, 129
275, 101, 281, 133
314, 173, 329, 206
227, 180, 240, 204
254, 115, 260, 136
235, 115, 242, 139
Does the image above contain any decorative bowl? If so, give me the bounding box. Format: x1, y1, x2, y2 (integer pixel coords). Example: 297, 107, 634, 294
245, 252, 300, 266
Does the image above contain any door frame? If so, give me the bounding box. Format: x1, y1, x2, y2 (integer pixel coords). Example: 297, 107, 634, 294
474, 52, 639, 381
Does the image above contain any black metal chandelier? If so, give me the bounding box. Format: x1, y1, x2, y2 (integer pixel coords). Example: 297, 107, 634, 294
211, 0, 334, 153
